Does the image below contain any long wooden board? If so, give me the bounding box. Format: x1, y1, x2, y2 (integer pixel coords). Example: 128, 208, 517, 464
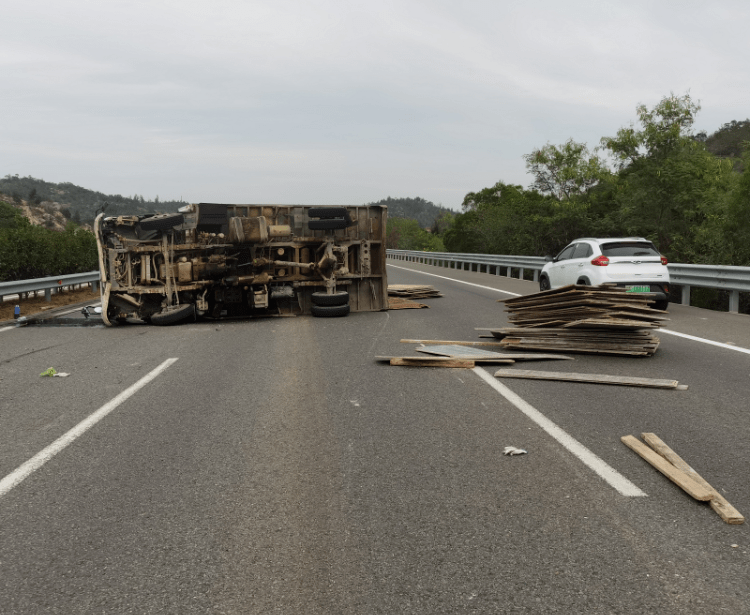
493, 369, 684, 389
621, 436, 713, 501
641, 433, 744, 524
415, 345, 573, 361
388, 357, 474, 368
401, 339, 508, 347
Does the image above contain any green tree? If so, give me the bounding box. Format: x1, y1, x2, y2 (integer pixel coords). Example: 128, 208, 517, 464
386, 218, 445, 251
522, 139, 609, 200
445, 182, 585, 257
599, 93, 736, 260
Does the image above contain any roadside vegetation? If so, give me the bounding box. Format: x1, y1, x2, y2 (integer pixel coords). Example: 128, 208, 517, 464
0, 199, 97, 281
440, 94, 750, 268
435, 93, 750, 312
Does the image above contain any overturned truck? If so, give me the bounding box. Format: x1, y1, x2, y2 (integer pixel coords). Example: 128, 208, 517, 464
95, 203, 388, 325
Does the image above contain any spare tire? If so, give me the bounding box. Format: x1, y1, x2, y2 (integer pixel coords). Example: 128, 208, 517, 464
139, 213, 185, 231
150, 303, 195, 325
311, 304, 350, 317
311, 291, 349, 306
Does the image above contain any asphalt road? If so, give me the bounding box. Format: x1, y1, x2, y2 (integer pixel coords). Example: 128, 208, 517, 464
1, 261, 748, 614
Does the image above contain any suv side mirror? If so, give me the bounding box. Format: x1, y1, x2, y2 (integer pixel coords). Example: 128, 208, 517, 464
544, 255, 554, 262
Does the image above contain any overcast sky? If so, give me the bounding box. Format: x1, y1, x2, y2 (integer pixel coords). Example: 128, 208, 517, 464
2, 0, 749, 209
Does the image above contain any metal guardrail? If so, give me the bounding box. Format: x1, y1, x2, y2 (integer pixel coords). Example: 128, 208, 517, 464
387, 250, 548, 281
387, 250, 750, 313
6, 256, 750, 313
0, 272, 100, 302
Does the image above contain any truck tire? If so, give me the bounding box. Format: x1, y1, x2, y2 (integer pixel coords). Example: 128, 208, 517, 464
311, 303, 350, 317
307, 207, 350, 219
150, 303, 195, 325
138, 213, 185, 231
311, 291, 349, 306
652, 299, 669, 311
308, 218, 348, 231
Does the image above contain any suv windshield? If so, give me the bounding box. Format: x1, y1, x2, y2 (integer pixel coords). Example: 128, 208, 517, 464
601, 242, 660, 257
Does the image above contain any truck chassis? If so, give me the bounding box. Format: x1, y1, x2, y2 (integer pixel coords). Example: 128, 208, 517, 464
95, 203, 388, 325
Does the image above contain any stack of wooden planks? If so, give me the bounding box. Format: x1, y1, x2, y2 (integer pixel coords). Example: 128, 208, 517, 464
387, 284, 443, 299
491, 285, 668, 356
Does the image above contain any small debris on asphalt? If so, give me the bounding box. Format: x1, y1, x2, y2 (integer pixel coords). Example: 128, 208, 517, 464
39, 367, 70, 378
503, 446, 527, 456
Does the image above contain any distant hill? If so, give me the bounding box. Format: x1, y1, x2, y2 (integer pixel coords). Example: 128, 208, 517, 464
703, 119, 750, 168
0, 175, 186, 226
365, 196, 452, 229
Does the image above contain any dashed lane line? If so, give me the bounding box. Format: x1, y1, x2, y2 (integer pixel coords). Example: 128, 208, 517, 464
472, 367, 647, 497
388, 263, 750, 355
0, 358, 179, 499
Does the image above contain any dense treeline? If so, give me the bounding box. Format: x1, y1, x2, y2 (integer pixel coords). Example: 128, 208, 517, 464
0, 200, 98, 281
367, 196, 452, 229
441, 95, 750, 269
0, 175, 186, 225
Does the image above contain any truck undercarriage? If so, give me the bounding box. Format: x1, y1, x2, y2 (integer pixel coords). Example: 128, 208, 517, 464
95, 203, 388, 325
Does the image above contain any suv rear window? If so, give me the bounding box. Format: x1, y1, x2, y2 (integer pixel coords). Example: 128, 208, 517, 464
600, 242, 660, 257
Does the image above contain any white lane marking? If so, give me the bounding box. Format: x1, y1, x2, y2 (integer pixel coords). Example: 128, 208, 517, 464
659, 329, 750, 355
0, 358, 179, 499
387, 263, 522, 296
472, 367, 646, 497
0, 326, 14, 334
390, 263, 750, 356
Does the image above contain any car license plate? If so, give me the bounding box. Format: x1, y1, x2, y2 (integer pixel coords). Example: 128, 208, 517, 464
625, 285, 650, 293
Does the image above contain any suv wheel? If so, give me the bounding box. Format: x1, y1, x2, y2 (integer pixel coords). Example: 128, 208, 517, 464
539, 275, 551, 291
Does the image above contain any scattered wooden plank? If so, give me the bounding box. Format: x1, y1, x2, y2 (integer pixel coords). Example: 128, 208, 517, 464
641, 433, 744, 524
388, 357, 474, 368
401, 339, 508, 347
493, 369, 684, 389
387, 298, 430, 310
387, 284, 443, 299
415, 345, 572, 362
621, 435, 713, 501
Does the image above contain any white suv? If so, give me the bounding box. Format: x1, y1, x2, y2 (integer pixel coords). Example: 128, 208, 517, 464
539, 237, 670, 310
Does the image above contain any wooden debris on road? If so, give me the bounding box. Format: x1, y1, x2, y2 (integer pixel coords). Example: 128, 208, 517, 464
493, 369, 686, 389
640, 433, 744, 524
387, 297, 430, 310
621, 435, 713, 501
387, 284, 443, 299
493, 284, 668, 356
402, 339, 509, 347
490, 327, 660, 356
416, 345, 573, 362
375, 356, 476, 368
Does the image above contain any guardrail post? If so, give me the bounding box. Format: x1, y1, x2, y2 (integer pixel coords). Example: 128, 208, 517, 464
92, 280, 99, 293
506, 266, 511, 277
729, 290, 740, 313
44, 288, 52, 301
533, 270, 539, 282
681, 285, 691, 306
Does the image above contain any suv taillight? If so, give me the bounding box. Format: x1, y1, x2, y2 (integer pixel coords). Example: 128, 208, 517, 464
661, 255, 668, 265
591, 255, 609, 266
